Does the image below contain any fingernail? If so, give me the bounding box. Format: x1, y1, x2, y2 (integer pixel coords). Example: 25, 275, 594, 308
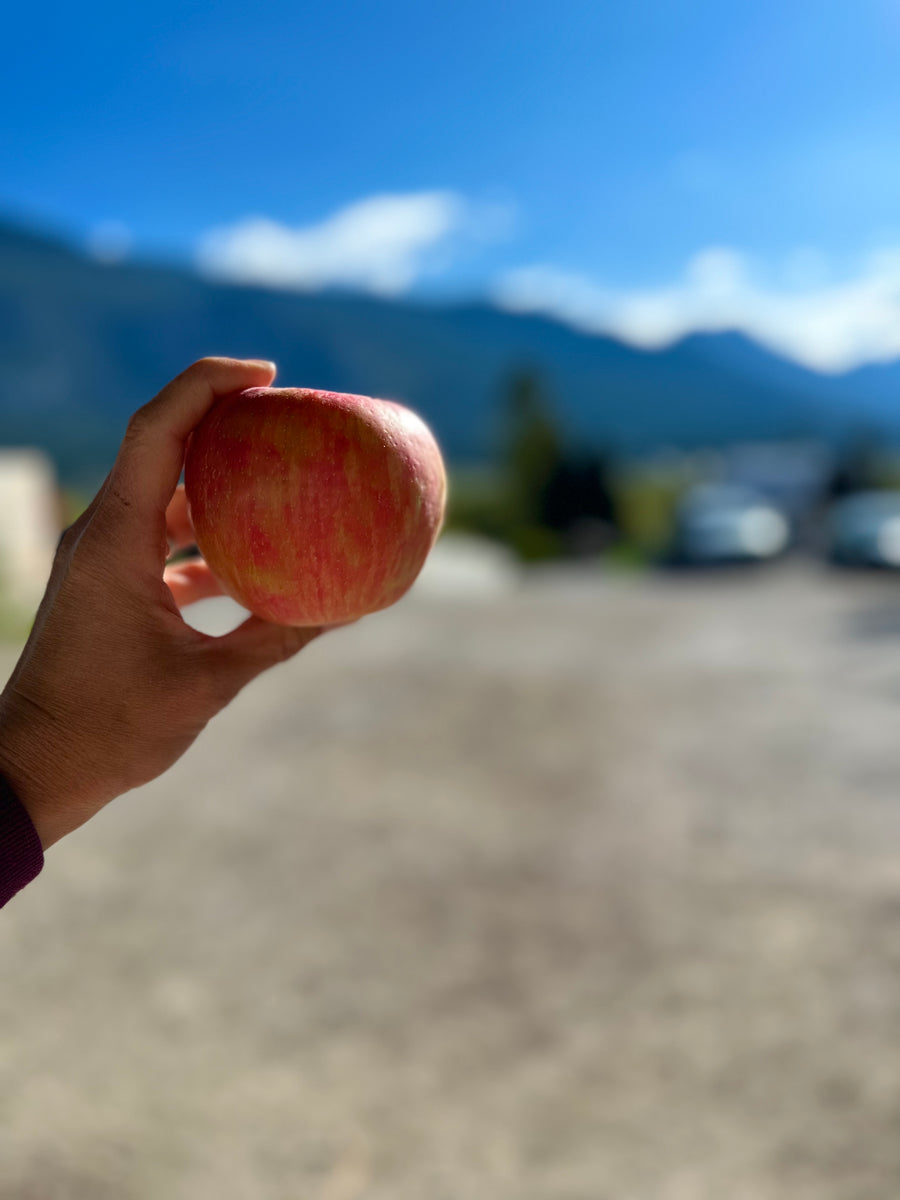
249, 359, 276, 370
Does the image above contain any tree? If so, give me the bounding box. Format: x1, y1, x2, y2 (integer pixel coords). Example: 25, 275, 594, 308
825, 429, 881, 501
541, 450, 619, 536
503, 370, 564, 529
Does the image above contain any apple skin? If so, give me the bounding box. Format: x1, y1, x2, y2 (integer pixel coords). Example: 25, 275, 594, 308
184, 387, 447, 626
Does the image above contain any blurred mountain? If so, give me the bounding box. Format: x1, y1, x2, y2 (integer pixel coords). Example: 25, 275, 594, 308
0, 217, 894, 488
833, 359, 900, 425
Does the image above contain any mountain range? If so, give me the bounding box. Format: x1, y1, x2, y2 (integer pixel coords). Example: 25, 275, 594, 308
0, 217, 897, 489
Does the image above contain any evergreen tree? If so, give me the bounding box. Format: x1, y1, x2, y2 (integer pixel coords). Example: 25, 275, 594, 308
504, 371, 563, 527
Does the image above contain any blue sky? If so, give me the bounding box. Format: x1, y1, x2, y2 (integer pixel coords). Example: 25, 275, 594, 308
5, 0, 900, 370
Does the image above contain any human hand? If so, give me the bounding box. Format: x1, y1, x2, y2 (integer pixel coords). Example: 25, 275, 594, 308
0, 358, 324, 849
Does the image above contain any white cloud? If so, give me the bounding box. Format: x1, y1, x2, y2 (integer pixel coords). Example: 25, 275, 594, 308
493, 247, 900, 373
196, 191, 469, 295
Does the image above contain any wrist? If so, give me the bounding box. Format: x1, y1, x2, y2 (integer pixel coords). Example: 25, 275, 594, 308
0, 700, 104, 850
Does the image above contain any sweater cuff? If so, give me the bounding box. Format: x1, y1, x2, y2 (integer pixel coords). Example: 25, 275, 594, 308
0, 774, 44, 908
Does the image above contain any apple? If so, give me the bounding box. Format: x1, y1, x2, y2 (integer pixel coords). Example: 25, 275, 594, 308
184, 387, 447, 626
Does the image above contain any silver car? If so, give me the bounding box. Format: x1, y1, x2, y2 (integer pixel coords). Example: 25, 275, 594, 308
671, 484, 790, 565
827, 491, 900, 567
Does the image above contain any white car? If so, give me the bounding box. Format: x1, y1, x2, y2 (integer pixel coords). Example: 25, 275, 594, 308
671, 484, 790, 565
827, 491, 900, 567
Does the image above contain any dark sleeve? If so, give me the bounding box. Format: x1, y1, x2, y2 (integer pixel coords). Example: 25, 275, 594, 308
0, 775, 44, 908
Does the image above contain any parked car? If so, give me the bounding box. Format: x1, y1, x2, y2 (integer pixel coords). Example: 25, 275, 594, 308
669, 484, 790, 566
826, 490, 900, 568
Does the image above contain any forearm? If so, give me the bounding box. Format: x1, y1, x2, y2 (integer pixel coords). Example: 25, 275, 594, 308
0, 772, 44, 908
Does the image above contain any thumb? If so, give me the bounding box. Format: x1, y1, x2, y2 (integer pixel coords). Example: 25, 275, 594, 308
201, 616, 323, 701
101, 357, 277, 563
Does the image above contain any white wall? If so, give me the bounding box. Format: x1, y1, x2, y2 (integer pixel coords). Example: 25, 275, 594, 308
0, 451, 59, 614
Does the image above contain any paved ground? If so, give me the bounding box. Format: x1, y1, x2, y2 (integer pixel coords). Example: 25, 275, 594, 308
4, 563, 900, 1198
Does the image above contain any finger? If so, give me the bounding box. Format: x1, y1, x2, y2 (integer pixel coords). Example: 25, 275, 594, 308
104, 357, 276, 536
163, 560, 226, 608
165, 485, 196, 555
203, 615, 323, 700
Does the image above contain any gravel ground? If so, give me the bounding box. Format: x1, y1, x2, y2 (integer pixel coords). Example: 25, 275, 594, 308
4, 564, 900, 1198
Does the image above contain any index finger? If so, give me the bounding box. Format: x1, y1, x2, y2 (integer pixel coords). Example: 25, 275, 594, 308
165, 485, 195, 556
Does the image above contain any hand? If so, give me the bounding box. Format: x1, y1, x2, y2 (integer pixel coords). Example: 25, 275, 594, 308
0, 358, 323, 849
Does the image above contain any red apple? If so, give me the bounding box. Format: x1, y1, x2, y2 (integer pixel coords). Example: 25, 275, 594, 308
184, 387, 447, 626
